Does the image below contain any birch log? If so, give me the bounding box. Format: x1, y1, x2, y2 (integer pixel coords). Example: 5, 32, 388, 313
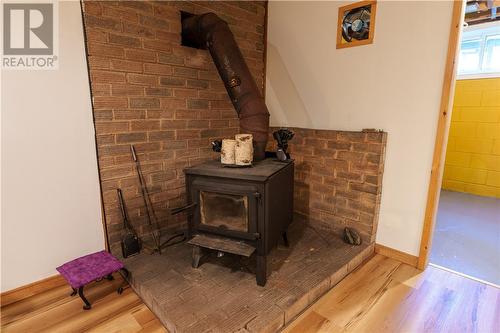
221, 139, 236, 165
235, 134, 253, 166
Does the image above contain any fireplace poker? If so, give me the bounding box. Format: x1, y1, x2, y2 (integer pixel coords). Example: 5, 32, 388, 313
131, 145, 161, 254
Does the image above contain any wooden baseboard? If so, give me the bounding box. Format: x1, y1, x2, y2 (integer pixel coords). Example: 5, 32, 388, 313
1, 274, 66, 307
375, 243, 419, 268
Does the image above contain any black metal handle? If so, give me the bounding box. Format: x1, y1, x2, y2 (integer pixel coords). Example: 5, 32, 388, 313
117, 188, 130, 230
171, 203, 197, 215
130, 145, 137, 162
117, 189, 125, 219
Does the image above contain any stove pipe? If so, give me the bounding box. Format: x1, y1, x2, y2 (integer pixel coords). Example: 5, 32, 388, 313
181, 13, 269, 160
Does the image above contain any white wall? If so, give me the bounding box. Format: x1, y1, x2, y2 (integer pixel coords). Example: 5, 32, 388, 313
266, 1, 453, 255
1, 1, 104, 292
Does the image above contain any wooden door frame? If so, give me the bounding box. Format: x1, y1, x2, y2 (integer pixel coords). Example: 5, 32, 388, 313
417, 0, 465, 270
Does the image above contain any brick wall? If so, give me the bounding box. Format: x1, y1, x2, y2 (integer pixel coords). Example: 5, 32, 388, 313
82, 1, 267, 255
268, 128, 387, 243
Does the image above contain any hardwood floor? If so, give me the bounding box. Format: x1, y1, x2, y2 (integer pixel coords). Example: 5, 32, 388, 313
0, 276, 166, 333
285, 255, 500, 333
1, 254, 498, 332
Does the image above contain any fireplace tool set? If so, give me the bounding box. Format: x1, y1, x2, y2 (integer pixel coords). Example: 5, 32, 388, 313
117, 145, 186, 258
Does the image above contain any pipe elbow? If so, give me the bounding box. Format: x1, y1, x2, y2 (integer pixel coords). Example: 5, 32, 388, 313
182, 13, 269, 160
199, 12, 225, 27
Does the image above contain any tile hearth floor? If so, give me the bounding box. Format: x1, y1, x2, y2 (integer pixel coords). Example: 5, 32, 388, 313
124, 219, 373, 332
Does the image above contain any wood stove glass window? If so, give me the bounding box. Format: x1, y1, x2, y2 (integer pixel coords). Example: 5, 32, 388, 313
199, 191, 248, 232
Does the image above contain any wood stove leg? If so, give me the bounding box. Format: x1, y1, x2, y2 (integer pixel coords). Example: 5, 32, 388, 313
282, 231, 290, 248
192, 245, 202, 268
256, 255, 267, 286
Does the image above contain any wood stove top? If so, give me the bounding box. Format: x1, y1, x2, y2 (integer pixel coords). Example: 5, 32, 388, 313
184, 158, 293, 182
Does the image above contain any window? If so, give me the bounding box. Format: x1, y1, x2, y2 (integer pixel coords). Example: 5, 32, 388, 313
482, 35, 500, 71
457, 23, 500, 78
459, 39, 481, 73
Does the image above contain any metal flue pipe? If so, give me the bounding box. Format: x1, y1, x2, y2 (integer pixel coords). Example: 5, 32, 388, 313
182, 13, 269, 160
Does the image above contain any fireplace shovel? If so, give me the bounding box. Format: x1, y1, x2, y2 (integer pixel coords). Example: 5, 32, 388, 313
117, 189, 141, 258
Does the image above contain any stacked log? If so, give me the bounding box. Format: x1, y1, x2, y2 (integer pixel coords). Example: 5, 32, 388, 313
221, 139, 237, 165
235, 134, 253, 166
220, 134, 253, 166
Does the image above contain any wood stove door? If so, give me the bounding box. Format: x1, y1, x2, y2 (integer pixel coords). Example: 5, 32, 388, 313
189, 178, 260, 241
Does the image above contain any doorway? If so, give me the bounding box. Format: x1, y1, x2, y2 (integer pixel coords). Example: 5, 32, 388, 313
430, 9, 500, 285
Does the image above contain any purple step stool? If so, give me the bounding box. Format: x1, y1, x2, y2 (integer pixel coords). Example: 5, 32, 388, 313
56, 250, 129, 310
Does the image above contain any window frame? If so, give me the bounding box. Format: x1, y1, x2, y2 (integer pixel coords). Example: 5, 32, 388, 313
457, 21, 500, 80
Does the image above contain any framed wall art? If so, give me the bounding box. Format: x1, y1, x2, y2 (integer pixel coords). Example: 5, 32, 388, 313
336, 0, 377, 49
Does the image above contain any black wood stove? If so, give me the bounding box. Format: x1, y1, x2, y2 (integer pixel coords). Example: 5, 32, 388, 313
184, 158, 294, 286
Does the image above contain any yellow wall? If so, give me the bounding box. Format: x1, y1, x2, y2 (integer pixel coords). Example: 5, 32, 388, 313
442, 78, 500, 198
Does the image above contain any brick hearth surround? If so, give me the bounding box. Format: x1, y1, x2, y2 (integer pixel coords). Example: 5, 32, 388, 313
82, 1, 386, 255
268, 128, 387, 244
81, 1, 266, 254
